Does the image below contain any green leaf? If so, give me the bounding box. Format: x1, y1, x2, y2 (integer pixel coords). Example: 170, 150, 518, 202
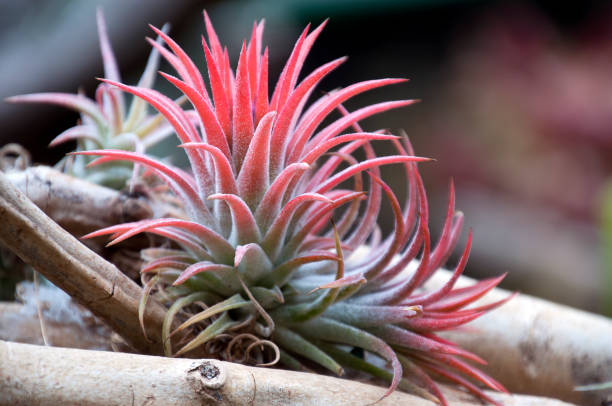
162, 291, 217, 356
273, 327, 343, 375
319, 343, 438, 402
138, 275, 160, 342
250, 285, 284, 309
171, 293, 249, 337
174, 312, 239, 357
293, 317, 402, 398
272, 223, 349, 322
279, 348, 306, 371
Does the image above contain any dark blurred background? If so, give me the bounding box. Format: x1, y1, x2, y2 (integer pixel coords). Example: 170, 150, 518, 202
2, 0, 612, 315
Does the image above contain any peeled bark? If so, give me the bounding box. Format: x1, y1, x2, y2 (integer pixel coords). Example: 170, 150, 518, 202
0, 340, 572, 406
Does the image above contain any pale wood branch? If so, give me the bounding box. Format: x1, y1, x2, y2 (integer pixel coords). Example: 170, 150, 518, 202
4, 166, 152, 236
2, 167, 610, 404
0, 340, 571, 406
0, 170, 166, 354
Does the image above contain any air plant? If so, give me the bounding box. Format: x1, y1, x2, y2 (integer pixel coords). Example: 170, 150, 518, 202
79, 11, 511, 405
6, 9, 175, 189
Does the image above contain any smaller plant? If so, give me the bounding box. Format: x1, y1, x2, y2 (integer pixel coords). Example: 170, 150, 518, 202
6, 9, 175, 189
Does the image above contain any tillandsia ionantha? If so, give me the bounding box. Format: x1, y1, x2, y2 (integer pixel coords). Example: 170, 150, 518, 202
79, 11, 512, 405
6, 9, 176, 189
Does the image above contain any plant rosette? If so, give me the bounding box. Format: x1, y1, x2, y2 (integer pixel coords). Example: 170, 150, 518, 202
66, 11, 511, 405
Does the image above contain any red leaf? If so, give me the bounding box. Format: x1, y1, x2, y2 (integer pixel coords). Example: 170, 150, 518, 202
232, 42, 255, 171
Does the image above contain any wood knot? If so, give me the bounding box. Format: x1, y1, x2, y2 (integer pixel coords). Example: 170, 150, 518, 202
187, 360, 226, 401
199, 362, 221, 380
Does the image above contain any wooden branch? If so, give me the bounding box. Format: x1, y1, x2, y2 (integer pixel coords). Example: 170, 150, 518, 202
1, 168, 609, 404
0, 170, 166, 354
427, 271, 612, 406
4, 166, 152, 236
0, 340, 571, 406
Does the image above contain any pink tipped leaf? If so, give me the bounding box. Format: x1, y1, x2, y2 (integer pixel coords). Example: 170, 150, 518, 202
270, 24, 309, 113
307, 99, 418, 150
49, 126, 101, 148
315, 155, 430, 195
146, 37, 189, 81
287, 78, 408, 164
203, 11, 224, 67
173, 262, 234, 287
160, 72, 230, 158
300, 133, 397, 165
262, 193, 333, 259
419, 362, 504, 406
6, 93, 106, 130
402, 229, 473, 307
254, 47, 269, 125
396, 354, 448, 406
428, 180, 456, 270
371, 324, 475, 359
106, 218, 233, 263
237, 111, 276, 209
400, 311, 485, 332
246, 22, 259, 98
427, 291, 518, 318
255, 162, 310, 229
95, 8, 125, 122
149, 24, 208, 100
296, 317, 403, 400
222, 48, 235, 99
269, 57, 347, 168
259, 251, 340, 287
232, 42, 255, 171
234, 243, 274, 283
202, 36, 231, 138
134, 23, 168, 91
98, 79, 215, 196
425, 274, 509, 312
99, 79, 199, 144
73, 149, 212, 222
208, 194, 261, 244
180, 142, 237, 194
96, 8, 121, 84
360, 173, 406, 280
95, 84, 122, 133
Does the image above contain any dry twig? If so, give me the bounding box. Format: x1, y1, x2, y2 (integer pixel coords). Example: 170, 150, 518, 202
0, 340, 572, 406
4, 165, 152, 236
0, 170, 166, 353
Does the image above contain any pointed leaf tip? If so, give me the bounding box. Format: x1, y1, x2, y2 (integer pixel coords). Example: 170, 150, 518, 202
234, 244, 255, 268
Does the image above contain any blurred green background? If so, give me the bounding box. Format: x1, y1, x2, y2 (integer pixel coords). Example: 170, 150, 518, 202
1, 0, 612, 315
